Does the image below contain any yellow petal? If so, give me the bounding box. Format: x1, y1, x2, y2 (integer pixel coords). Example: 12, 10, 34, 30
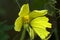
14, 17, 22, 32
31, 17, 52, 28
18, 4, 29, 17
29, 10, 48, 19
30, 16, 52, 39
33, 27, 50, 39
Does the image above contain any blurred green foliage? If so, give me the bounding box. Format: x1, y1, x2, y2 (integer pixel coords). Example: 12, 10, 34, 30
29, 0, 56, 16
0, 22, 13, 32
0, 22, 13, 40
17, 0, 57, 16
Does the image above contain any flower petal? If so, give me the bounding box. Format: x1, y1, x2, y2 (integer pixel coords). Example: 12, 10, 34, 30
14, 17, 22, 32
18, 4, 29, 17
29, 10, 48, 19
30, 16, 52, 39
33, 27, 50, 39
31, 17, 52, 28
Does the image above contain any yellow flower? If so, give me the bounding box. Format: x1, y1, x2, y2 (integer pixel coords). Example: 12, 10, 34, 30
14, 4, 52, 40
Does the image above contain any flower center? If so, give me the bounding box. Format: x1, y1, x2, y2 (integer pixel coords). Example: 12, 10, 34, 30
23, 15, 29, 23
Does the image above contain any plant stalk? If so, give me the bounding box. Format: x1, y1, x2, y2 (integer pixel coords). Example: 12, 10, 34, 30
20, 24, 28, 40
20, 28, 26, 40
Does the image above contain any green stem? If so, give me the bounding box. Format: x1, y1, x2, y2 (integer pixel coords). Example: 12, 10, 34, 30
20, 28, 26, 40
20, 24, 28, 40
